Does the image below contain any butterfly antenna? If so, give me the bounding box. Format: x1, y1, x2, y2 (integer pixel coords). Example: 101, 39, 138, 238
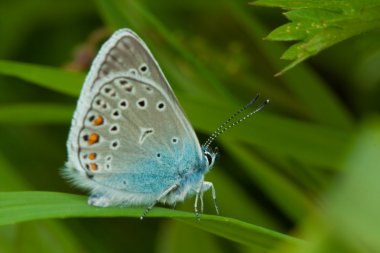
204, 97, 269, 149
203, 94, 260, 148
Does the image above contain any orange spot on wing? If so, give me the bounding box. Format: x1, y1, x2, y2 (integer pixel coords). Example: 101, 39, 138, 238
93, 116, 104, 126
88, 153, 97, 160
90, 163, 98, 171
88, 133, 99, 145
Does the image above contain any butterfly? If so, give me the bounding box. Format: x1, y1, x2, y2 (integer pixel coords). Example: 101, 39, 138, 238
65, 29, 268, 220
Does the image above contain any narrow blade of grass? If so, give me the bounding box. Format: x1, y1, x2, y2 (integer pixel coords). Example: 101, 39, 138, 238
0, 154, 87, 252
0, 191, 306, 250
0, 59, 83, 96
223, 140, 314, 221
325, 117, 380, 250
0, 104, 74, 124
0, 153, 29, 191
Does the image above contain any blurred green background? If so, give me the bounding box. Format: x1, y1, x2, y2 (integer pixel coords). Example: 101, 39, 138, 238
1, 0, 380, 252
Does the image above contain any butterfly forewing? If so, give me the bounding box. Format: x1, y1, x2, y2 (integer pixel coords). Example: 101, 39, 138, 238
84, 29, 177, 105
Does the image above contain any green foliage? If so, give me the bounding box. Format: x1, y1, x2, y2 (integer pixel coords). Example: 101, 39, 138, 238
0, 60, 83, 96
0, 0, 380, 252
326, 119, 380, 250
253, 0, 380, 74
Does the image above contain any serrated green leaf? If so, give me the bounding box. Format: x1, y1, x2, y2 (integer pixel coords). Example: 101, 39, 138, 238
0, 191, 306, 251
281, 42, 308, 60
285, 9, 342, 22
253, 0, 380, 74
267, 23, 310, 41
253, 0, 365, 11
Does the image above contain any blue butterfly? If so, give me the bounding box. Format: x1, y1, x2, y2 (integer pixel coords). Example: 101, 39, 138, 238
65, 29, 268, 220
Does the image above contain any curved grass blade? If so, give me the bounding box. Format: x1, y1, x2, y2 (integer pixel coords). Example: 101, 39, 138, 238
0, 104, 74, 124
0, 191, 306, 250
0, 154, 88, 252
0, 59, 83, 96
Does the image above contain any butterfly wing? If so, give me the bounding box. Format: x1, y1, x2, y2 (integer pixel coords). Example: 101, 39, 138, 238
66, 29, 203, 204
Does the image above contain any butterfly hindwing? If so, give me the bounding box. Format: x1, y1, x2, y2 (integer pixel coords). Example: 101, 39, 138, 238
77, 76, 200, 188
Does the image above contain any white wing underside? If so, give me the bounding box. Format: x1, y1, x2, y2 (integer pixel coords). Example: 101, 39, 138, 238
67, 29, 202, 178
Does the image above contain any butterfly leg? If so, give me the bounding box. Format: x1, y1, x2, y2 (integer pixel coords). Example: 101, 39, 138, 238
140, 184, 178, 220
201, 181, 219, 215
200, 191, 204, 214
88, 193, 111, 207
194, 188, 201, 221
194, 181, 217, 220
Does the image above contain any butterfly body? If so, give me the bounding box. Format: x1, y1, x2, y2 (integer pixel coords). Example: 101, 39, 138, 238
65, 29, 218, 218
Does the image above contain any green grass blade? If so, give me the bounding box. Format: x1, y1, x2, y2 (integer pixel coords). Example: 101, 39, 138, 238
177, 218, 304, 251
92, 0, 126, 30
0, 104, 74, 124
0, 191, 306, 250
0, 153, 30, 191
0, 154, 88, 252
223, 140, 314, 221
156, 221, 224, 253
275, 117, 380, 252
0, 59, 83, 96
325, 117, 380, 250
210, 170, 283, 230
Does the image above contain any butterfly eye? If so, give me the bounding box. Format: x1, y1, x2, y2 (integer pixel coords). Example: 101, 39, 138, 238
205, 152, 213, 166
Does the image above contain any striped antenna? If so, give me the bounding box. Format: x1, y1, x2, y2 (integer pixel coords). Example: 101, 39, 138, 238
204, 95, 269, 149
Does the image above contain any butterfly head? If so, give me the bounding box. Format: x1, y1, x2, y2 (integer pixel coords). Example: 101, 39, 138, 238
202, 145, 218, 172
